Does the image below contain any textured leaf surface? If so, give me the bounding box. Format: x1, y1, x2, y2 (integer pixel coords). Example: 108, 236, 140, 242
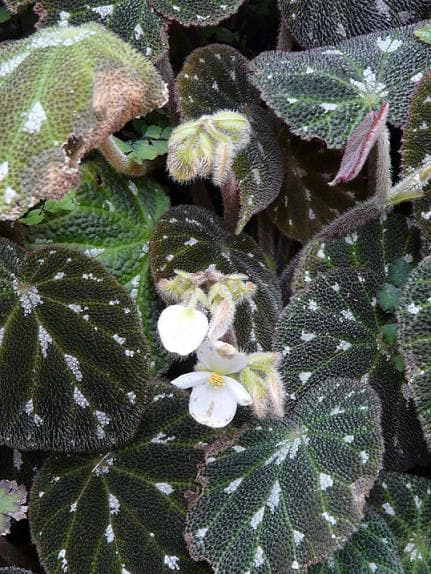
368, 472, 431, 572
0, 23, 166, 220
278, 0, 429, 49
0, 480, 27, 536
397, 256, 431, 448
291, 212, 420, 292
275, 266, 423, 469
252, 24, 431, 148
36, 0, 168, 63
187, 378, 383, 574
268, 133, 369, 242
176, 44, 283, 233
30, 385, 212, 574
401, 72, 431, 252
311, 507, 403, 574
0, 239, 150, 452
26, 159, 171, 376
150, 0, 245, 26
150, 205, 282, 353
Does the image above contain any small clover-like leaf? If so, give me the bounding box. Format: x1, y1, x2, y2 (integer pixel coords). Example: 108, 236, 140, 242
310, 507, 403, 574
275, 266, 424, 470
401, 71, 431, 252
0, 23, 167, 220
397, 256, 431, 449
278, 0, 429, 49
187, 378, 383, 574
0, 239, 150, 452
26, 159, 171, 376
176, 44, 283, 233
0, 480, 27, 536
150, 205, 282, 353
36, 0, 168, 63
30, 385, 214, 574
149, 0, 245, 26
268, 132, 369, 242
291, 212, 420, 292
251, 24, 431, 149
368, 471, 431, 570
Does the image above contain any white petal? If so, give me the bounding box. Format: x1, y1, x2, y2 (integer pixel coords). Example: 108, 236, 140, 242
158, 305, 208, 355
189, 383, 238, 428
197, 341, 248, 375
224, 377, 253, 406
171, 371, 210, 389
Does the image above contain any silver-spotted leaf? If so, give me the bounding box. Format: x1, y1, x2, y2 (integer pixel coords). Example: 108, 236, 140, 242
0, 446, 46, 488
291, 212, 420, 292
310, 507, 403, 574
397, 256, 431, 448
0, 239, 150, 452
268, 133, 369, 242
275, 266, 424, 469
149, 0, 245, 26
0, 481, 27, 536
251, 24, 431, 148
36, 0, 168, 63
176, 44, 283, 233
150, 205, 282, 353
30, 385, 213, 574
278, 0, 430, 49
401, 71, 431, 252
0, 569, 33, 574
0, 23, 167, 220
187, 378, 383, 574
368, 471, 431, 571
26, 159, 171, 376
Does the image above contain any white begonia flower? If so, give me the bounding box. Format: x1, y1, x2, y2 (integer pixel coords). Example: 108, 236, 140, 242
157, 304, 208, 356
171, 341, 252, 428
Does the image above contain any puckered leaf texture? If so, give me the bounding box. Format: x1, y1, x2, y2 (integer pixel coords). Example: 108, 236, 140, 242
150, 205, 282, 353
30, 385, 213, 574
397, 256, 431, 449
0, 23, 166, 220
278, 0, 430, 49
0, 239, 150, 452
26, 159, 171, 376
187, 378, 383, 574
252, 24, 431, 148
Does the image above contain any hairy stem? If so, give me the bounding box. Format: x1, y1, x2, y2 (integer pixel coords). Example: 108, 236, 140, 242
221, 172, 240, 233
368, 125, 391, 207
98, 135, 152, 177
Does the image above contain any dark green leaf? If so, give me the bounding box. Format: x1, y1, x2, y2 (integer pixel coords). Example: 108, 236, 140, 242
150, 205, 282, 353
275, 267, 424, 470
279, 0, 428, 49
30, 385, 213, 574
397, 255, 431, 449
26, 159, 171, 376
0, 239, 150, 452
252, 24, 431, 148
187, 378, 383, 574
368, 471, 431, 571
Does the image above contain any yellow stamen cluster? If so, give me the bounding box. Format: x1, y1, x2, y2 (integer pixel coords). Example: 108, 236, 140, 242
208, 373, 225, 388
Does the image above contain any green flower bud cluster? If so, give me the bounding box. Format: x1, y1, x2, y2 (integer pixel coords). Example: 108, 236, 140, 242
167, 110, 251, 185
240, 352, 285, 418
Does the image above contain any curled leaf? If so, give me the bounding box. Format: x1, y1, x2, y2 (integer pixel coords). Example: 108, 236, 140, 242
0, 23, 167, 220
